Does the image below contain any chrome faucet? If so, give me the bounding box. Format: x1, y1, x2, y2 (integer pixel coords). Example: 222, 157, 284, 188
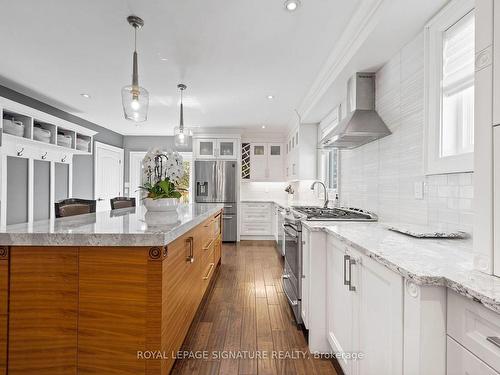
310, 181, 329, 208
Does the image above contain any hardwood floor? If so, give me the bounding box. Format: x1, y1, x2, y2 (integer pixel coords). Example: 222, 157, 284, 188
171, 241, 338, 375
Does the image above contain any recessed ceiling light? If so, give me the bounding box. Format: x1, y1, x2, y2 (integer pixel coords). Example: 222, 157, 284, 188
80, 93, 91, 99
284, 0, 300, 11
262, 125, 266, 129
267, 95, 274, 100
160, 57, 168, 61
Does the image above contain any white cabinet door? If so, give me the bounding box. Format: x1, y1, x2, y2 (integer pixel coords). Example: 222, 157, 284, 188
326, 238, 354, 375
250, 143, 267, 180
217, 139, 238, 159
493, 1, 500, 126
447, 337, 499, 375
194, 138, 216, 158
268, 143, 284, 180
301, 226, 310, 328
355, 251, 403, 375
495, 126, 500, 276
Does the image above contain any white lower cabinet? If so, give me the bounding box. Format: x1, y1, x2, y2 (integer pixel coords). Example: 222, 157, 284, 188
447, 337, 499, 375
240, 202, 272, 236
326, 235, 403, 375
447, 290, 500, 373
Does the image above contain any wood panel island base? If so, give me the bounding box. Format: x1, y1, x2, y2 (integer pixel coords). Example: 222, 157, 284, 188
0, 205, 223, 375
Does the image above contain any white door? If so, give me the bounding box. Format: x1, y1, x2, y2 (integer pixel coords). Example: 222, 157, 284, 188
301, 226, 310, 328
326, 237, 354, 375
355, 250, 403, 375
268, 143, 284, 180
94, 142, 124, 212
250, 143, 267, 180
129, 151, 147, 206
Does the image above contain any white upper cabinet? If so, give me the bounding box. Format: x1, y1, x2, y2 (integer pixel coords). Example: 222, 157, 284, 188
285, 123, 317, 180
193, 138, 239, 159
242, 142, 284, 182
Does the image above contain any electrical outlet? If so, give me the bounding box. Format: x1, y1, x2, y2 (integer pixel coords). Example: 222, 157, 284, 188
414, 181, 424, 200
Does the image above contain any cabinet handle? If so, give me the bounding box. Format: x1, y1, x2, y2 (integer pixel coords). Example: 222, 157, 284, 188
203, 238, 215, 251
348, 258, 356, 292
487, 336, 500, 349
185, 236, 194, 263
343, 255, 350, 286
203, 263, 215, 280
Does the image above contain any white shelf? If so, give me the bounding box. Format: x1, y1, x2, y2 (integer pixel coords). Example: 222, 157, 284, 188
0, 97, 95, 158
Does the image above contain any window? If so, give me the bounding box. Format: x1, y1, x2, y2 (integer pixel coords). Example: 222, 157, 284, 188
319, 149, 338, 191
425, 0, 475, 174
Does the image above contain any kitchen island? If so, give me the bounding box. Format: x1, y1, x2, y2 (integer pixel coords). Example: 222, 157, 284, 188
0, 203, 223, 375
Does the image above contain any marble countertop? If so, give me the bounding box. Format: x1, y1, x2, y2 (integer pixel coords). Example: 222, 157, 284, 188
240, 199, 320, 209
302, 221, 500, 314
0, 203, 224, 247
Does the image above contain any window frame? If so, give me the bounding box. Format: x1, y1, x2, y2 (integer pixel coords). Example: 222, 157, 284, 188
424, 0, 475, 175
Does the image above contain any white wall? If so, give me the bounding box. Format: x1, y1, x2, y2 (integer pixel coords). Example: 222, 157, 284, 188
240, 181, 288, 201
339, 33, 474, 233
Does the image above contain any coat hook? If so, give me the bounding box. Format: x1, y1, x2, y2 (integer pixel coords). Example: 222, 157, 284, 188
61, 155, 67, 162
17, 147, 24, 156
41, 152, 48, 160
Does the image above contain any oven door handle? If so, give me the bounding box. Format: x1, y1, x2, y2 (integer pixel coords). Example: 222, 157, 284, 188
283, 225, 298, 239
282, 278, 299, 306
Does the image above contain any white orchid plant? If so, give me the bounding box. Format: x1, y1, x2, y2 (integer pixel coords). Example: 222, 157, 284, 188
139, 148, 185, 199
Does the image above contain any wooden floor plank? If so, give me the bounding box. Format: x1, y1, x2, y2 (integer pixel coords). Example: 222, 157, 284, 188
170, 242, 338, 375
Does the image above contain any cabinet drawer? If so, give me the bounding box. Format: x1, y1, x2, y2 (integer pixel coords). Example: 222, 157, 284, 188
447, 290, 500, 372
447, 336, 499, 375
242, 203, 271, 223
241, 222, 271, 235
242, 202, 271, 211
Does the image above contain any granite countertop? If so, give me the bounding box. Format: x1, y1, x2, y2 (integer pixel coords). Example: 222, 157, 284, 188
302, 221, 500, 314
0, 203, 224, 247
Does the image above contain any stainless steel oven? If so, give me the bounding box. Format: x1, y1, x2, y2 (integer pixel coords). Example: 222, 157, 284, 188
282, 217, 302, 325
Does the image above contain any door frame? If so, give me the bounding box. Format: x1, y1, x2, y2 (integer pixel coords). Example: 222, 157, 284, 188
129, 151, 147, 204
94, 141, 124, 202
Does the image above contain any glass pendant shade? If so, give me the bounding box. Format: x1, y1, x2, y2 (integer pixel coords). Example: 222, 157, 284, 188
121, 85, 149, 122
174, 126, 192, 148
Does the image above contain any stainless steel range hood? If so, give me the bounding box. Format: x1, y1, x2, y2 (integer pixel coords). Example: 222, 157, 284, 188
322, 72, 391, 149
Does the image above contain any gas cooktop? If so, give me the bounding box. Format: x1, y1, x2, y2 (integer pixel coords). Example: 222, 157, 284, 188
291, 206, 378, 221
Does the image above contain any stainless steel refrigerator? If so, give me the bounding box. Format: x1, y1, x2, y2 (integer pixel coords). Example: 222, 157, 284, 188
195, 160, 237, 242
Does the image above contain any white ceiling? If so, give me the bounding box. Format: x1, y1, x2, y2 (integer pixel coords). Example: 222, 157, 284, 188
0, 0, 361, 136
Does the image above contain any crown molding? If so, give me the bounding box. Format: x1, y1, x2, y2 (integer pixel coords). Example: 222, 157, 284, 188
293, 0, 387, 124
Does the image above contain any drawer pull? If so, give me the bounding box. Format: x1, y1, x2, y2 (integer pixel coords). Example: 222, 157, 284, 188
185, 236, 194, 263
203, 263, 215, 280
203, 238, 215, 251
487, 336, 500, 349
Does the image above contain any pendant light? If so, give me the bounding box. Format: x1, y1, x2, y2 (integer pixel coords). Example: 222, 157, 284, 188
174, 83, 191, 148
121, 15, 149, 122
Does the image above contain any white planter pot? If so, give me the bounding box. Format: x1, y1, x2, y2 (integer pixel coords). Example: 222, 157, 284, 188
143, 198, 180, 212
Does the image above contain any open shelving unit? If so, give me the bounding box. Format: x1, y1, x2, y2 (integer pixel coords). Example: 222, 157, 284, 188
0, 96, 98, 229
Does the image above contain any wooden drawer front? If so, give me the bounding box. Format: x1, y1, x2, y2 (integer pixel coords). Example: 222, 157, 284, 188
448, 290, 500, 372
201, 249, 216, 284
447, 337, 499, 375
241, 222, 271, 235
214, 236, 222, 264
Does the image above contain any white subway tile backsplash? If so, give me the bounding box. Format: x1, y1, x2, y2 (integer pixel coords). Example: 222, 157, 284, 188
339, 32, 474, 235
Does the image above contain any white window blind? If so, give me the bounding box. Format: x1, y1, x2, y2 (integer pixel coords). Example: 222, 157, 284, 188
441, 10, 475, 158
